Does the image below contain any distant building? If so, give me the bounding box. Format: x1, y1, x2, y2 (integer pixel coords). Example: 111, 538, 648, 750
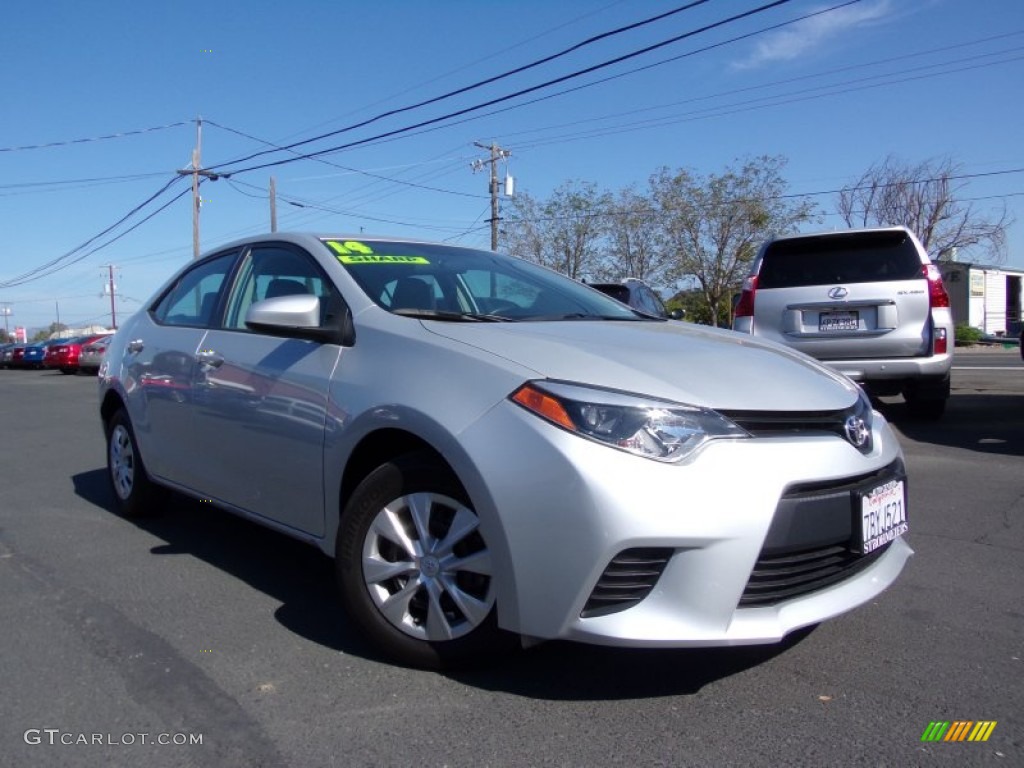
937, 259, 1024, 337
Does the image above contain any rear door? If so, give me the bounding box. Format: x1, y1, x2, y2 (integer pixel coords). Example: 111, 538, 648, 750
752, 230, 931, 360
124, 250, 239, 486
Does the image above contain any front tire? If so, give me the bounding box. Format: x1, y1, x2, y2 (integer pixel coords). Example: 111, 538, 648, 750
336, 453, 514, 669
105, 409, 156, 517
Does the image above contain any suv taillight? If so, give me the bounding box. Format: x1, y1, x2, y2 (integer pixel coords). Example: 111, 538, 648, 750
924, 264, 950, 308
734, 276, 757, 318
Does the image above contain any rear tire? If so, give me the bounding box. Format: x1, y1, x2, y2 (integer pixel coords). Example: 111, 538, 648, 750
903, 376, 949, 420
905, 397, 946, 420
105, 409, 157, 517
336, 452, 516, 669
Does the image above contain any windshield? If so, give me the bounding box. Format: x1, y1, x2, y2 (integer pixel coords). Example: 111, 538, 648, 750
321, 238, 647, 322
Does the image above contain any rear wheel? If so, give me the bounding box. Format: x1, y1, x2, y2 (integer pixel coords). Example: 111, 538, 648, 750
336, 453, 515, 669
105, 409, 157, 517
903, 376, 949, 420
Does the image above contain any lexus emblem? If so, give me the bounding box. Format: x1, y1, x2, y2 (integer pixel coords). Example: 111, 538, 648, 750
844, 415, 870, 448
828, 286, 848, 299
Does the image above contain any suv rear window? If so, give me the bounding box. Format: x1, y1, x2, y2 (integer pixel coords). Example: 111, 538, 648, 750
757, 230, 922, 288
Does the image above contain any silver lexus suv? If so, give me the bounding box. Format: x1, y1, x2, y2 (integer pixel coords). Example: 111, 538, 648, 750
733, 226, 954, 419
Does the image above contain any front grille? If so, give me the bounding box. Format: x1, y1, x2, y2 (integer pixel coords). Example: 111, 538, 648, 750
740, 542, 890, 607
740, 459, 905, 607
581, 547, 672, 618
720, 408, 854, 441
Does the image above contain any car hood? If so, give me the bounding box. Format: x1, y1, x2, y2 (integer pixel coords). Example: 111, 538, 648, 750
424, 319, 858, 411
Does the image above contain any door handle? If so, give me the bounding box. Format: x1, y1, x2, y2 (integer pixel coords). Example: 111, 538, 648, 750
126, 339, 144, 354
196, 349, 225, 369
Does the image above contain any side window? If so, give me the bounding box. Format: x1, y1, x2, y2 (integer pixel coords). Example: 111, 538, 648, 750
152, 252, 237, 327
638, 286, 666, 317
224, 245, 339, 330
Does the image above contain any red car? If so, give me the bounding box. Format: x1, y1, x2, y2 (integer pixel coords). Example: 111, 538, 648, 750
43, 334, 110, 374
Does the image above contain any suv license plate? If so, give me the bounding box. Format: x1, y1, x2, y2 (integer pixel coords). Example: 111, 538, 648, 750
859, 478, 907, 554
820, 311, 859, 331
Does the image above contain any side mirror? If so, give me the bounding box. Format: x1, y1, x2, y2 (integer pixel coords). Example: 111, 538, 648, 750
245, 295, 354, 345
669, 308, 685, 320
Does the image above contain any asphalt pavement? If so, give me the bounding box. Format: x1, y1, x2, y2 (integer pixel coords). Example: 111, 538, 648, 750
0, 351, 1021, 768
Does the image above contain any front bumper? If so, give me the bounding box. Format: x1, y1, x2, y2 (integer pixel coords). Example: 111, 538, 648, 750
460, 400, 911, 646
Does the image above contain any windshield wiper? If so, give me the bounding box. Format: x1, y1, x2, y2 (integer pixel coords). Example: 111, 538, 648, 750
391, 309, 517, 322
541, 313, 647, 321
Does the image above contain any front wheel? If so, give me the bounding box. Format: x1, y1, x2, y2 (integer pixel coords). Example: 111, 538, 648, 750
336, 453, 515, 669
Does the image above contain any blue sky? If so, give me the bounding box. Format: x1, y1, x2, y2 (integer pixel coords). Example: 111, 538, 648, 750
2, 0, 1022, 332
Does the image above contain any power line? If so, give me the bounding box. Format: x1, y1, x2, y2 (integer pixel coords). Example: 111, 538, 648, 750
510, 49, 1024, 151
206, 120, 484, 199
208, 0, 718, 171
285, 1, 630, 141
503, 167, 1024, 225
0, 121, 189, 153
500, 36, 1024, 145
0, 177, 190, 288
210, 0, 798, 176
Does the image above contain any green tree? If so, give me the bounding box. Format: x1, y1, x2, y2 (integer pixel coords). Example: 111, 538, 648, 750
600, 186, 669, 283
651, 156, 818, 327
504, 180, 610, 280
31, 322, 68, 342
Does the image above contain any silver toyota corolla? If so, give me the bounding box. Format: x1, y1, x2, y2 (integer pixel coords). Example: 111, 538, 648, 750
99, 233, 912, 668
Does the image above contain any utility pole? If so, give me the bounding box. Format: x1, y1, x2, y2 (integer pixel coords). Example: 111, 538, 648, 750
472, 142, 511, 251
177, 117, 221, 259
1, 304, 10, 340
100, 265, 119, 329
269, 176, 278, 233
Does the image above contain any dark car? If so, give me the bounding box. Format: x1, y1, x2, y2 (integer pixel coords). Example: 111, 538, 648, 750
8, 344, 29, 368
589, 278, 682, 319
22, 339, 64, 369
0, 342, 18, 368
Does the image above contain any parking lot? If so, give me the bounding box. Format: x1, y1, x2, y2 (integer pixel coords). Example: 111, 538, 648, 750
1, 348, 1021, 767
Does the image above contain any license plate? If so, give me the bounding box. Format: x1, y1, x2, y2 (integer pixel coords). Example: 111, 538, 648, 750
859, 479, 907, 554
819, 311, 859, 331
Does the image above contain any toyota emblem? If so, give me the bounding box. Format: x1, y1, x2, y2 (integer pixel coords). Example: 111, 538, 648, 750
828, 286, 848, 299
844, 415, 870, 448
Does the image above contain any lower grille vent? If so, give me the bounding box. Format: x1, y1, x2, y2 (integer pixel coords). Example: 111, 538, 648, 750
740, 542, 889, 607
581, 548, 672, 618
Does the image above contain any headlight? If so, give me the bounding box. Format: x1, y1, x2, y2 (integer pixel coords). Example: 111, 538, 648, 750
510, 381, 750, 462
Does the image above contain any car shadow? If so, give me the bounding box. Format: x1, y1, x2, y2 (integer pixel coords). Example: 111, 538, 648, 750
876, 392, 1024, 457
72, 467, 815, 695
446, 627, 814, 700
72, 468, 369, 657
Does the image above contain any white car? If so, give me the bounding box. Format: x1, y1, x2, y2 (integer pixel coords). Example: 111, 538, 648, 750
99, 233, 912, 668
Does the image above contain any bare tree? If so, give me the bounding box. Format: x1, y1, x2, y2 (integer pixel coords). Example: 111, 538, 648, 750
837, 155, 1011, 261
651, 156, 817, 326
599, 186, 670, 284
503, 180, 610, 280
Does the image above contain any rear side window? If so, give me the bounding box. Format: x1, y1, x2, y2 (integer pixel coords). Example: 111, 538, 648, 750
590, 284, 630, 303
757, 231, 923, 288
152, 252, 238, 327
